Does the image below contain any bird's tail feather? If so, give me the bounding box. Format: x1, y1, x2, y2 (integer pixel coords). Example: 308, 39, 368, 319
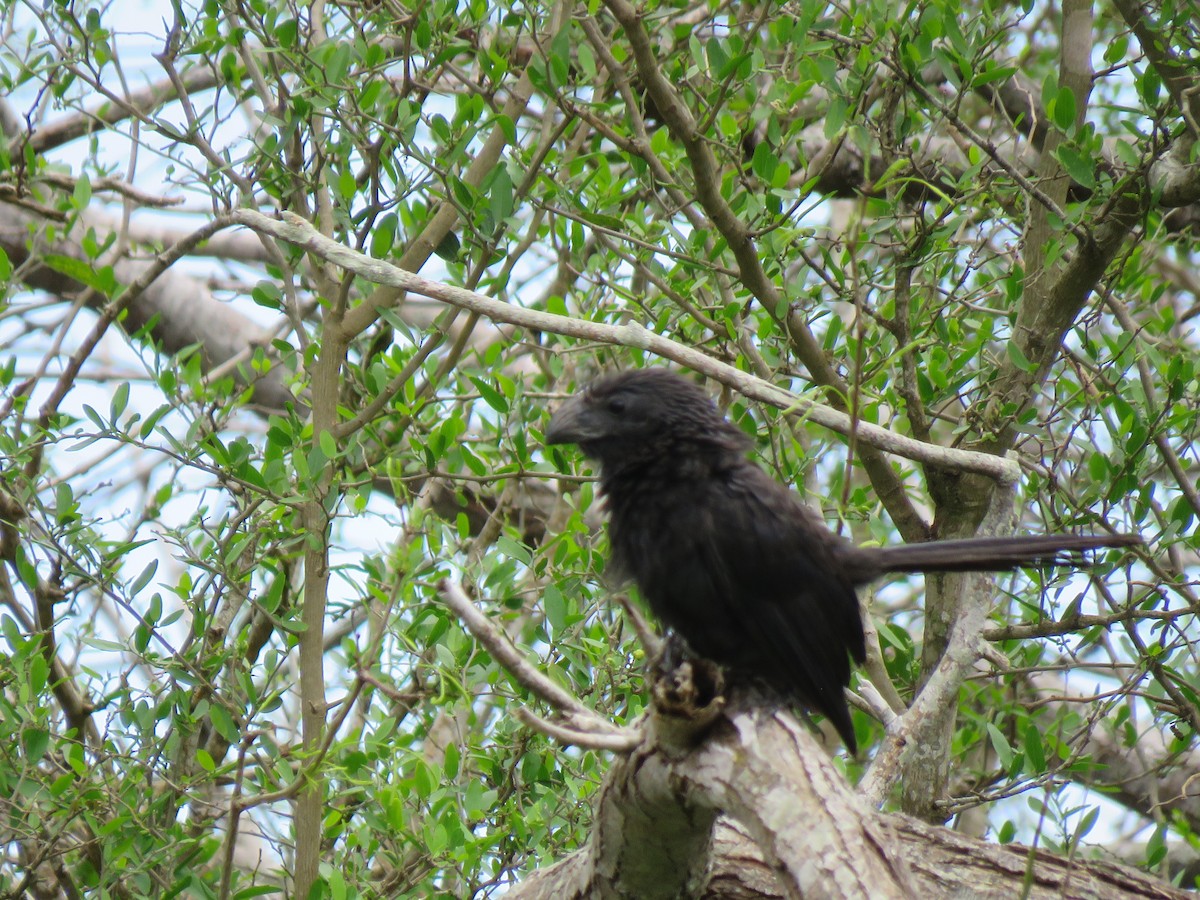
873, 534, 1140, 574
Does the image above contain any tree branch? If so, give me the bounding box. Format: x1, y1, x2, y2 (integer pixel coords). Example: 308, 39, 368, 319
0, 204, 295, 414
230, 208, 1024, 483
860, 478, 1021, 810
600, 0, 927, 543
1110, 0, 1200, 137
508, 698, 1185, 899
438, 579, 637, 744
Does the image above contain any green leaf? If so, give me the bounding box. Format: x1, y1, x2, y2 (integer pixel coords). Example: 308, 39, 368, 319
1146, 824, 1167, 867
251, 281, 282, 309
458, 443, 487, 476
1073, 805, 1100, 844
543, 583, 567, 635
1103, 34, 1128, 65
22, 726, 50, 760
496, 535, 531, 565
1087, 450, 1109, 482
43, 253, 115, 293
971, 64, 1017, 88
233, 886, 282, 898
66, 742, 88, 776
1051, 85, 1076, 131
824, 98, 847, 138
370, 213, 398, 258
110, 381, 130, 420
1024, 721, 1045, 771
986, 723, 1013, 770
489, 167, 513, 230
325, 41, 352, 84
549, 24, 572, 87
73, 174, 92, 210
495, 114, 517, 145
210, 705, 240, 743
1055, 145, 1095, 190
433, 230, 460, 261
139, 403, 171, 438
328, 867, 347, 900
705, 37, 727, 75
469, 375, 508, 413
412, 759, 435, 799
751, 140, 777, 182
1137, 67, 1161, 106
927, 346, 949, 390
336, 168, 356, 201
83, 637, 129, 653
55, 482, 77, 524
319, 429, 338, 460
130, 559, 158, 596
28, 652, 49, 695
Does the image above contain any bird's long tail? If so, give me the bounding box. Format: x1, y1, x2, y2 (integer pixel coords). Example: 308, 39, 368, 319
872, 533, 1141, 574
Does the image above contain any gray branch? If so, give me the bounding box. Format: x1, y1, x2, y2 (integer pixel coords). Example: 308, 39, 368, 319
505, 699, 1185, 899
231, 209, 1024, 483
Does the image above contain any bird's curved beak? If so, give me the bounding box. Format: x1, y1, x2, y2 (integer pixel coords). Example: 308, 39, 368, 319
545, 396, 592, 446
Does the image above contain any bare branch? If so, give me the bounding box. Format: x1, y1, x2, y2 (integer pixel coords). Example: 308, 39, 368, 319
513, 707, 641, 752
25, 66, 222, 154
231, 208, 1024, 483
437, 579, 634, 741
0, 203, 295, 414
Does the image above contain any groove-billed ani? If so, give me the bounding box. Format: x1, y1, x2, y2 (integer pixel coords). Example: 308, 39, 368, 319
545, 368, 1140, 752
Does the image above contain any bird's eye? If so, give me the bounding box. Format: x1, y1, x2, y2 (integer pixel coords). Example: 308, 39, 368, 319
606, 397, 627, 414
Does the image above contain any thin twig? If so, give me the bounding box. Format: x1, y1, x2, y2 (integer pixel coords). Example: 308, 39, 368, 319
437, 579, 634, 740
514, 707, 641, 752
616, 593, 662, 659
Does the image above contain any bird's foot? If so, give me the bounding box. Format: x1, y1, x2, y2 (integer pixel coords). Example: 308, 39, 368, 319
650, 633, 726, 748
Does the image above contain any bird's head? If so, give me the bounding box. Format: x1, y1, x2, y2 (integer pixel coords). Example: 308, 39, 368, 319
545, 369, 751, 467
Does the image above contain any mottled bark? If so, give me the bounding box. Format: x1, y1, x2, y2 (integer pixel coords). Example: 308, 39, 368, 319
506, 679, 1184, 899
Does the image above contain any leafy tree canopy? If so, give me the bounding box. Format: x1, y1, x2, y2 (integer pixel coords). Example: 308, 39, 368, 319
0, 0, 1197, 896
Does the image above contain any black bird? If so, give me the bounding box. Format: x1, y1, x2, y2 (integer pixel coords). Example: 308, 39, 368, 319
545, 368, 1140, 752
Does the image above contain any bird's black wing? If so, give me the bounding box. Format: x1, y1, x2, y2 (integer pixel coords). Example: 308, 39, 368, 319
610, 460, 865, 749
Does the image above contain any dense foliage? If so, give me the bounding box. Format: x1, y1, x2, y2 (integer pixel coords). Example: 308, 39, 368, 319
0, 0, 1197, 896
